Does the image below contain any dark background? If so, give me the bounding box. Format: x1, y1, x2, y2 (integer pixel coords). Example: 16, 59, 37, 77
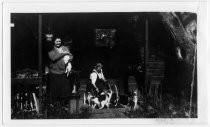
11, 13, 196, 99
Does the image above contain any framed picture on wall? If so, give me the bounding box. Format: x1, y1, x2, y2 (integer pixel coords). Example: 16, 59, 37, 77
95, 29, 116, 48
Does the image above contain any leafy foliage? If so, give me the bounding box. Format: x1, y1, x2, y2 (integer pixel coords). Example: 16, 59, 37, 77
12, 103, 93, 119
125, 94, 197, 118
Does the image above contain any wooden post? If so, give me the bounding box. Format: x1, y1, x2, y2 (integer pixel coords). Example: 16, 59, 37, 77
76, 98, 79, 113
144, 19, 149, 96
38, 14, 42, 77
189, 47, 196, 117
68, 99, 71, 114
38, 14, 43, 113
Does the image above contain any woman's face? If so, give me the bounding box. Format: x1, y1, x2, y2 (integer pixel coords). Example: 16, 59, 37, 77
54, 38, 62, 48
96, 66, 102, 72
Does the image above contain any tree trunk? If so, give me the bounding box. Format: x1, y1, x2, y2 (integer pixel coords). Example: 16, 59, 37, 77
159, 12, 197, 117
159, 12, 196, 65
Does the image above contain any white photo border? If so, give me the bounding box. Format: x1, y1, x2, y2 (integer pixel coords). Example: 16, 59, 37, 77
1, 1, 209, 126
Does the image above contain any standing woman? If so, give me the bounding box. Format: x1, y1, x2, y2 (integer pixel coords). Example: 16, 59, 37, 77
48, 36, 73, 104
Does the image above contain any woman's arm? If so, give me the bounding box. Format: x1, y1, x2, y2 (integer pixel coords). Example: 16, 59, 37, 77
48, 50, 69, 62
62, 46, 73, 62
90, 73, 99, 91
101, 69, 106, 82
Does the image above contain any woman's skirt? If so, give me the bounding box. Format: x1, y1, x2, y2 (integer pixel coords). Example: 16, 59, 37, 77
47, 73, 72, 104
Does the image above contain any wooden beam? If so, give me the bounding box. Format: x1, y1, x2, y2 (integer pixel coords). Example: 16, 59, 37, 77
144, 19, 149, 95
38, 14, 42, 113
38, 14, 42, 77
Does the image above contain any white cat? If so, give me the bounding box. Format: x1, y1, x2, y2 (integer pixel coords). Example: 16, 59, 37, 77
84, 89, 113, 109
132, 91, 138, 110
99, 90, 113, 109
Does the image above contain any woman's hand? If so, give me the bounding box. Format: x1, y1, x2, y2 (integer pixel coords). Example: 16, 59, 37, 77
95, 87, 99, 92
63, 55, 70, 64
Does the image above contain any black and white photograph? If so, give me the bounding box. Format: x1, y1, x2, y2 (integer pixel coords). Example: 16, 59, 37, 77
10, 12, 198, 119
1, 1, 209, 126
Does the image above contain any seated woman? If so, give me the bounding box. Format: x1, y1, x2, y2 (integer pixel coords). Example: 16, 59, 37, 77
87, 63, 109, 96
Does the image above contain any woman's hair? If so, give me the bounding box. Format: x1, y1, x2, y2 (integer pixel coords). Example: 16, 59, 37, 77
94, 63, 103, 70
53, 36, 61, 41
53, 36, 63, 45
